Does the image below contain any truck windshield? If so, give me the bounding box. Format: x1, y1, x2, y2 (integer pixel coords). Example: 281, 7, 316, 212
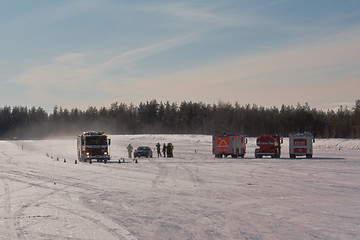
85, 136, 107, 145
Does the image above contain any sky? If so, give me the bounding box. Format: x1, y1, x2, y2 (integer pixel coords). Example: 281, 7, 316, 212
1, 0, 360, 112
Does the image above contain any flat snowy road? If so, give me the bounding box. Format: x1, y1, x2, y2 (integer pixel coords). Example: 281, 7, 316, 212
0, 135, 359, 239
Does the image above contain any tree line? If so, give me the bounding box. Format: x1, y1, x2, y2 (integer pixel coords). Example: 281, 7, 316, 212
0, 100, 359, 138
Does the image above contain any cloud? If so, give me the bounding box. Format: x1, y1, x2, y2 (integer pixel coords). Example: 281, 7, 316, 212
105, 25, 360, 108
150, 3, 228, 23
98, 33, 199, 73
141, 2, 262, 28
53, 53, 85, 65
15, 53, 96, 90
14, 31, 200, 93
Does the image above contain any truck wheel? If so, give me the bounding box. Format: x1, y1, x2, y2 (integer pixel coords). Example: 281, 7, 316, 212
89, 159, 92, 164
306, 154, 312, 158
290, 154, 295, 159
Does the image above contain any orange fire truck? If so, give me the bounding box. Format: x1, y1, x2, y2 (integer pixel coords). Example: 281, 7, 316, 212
77, 131, 111, 163
212, 134, 247, 158
289, 132, 315, 158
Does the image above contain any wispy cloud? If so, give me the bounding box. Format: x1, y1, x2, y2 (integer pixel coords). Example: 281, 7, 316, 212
98, 33, 200, 73
141, 2, 262, 28
15, 53, 96, 90
150, 3, 229, 23
103, 25, 360, 107
14, 31, 200, 92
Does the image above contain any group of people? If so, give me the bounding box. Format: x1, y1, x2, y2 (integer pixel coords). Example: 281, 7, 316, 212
156, 142, 174, 158
126, 142, 174, 158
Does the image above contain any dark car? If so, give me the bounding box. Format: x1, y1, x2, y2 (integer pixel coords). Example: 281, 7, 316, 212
134, 146, 153, 158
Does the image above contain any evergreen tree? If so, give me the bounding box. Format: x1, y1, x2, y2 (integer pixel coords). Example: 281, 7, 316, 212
0, 100, 359, 138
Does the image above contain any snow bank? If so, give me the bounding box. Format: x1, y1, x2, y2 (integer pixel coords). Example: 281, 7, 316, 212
241, 136, 360, 150
314, 138, 360, 150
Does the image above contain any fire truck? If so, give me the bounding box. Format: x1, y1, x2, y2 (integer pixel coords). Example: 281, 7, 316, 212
289, 132, 315, 158
212, 134, 247, 158
255, 134, 283, 158
77, 131, 111, 163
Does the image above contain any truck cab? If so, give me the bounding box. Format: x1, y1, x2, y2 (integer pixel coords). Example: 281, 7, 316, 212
77, 131, 111, 163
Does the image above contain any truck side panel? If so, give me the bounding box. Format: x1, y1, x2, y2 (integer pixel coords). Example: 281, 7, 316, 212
213, 135, 246, 158
215, 137, 230, 153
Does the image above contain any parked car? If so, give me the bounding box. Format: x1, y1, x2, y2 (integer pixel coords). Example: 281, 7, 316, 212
134, 146, 153, 158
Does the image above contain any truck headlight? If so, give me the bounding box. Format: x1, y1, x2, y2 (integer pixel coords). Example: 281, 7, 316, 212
86, 152, 90, 156
104, 152, 108, 155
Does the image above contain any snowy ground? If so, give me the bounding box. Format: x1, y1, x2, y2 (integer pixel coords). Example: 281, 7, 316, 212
0, 135, 359, 240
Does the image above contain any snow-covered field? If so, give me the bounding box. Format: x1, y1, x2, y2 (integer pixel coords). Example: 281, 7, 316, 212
1, 135, 359, 240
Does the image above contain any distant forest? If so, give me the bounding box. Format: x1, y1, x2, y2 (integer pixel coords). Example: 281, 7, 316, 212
0, 100, 359, 138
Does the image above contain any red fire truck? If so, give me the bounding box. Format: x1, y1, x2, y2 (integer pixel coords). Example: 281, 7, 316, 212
212, 134, 247, 158
289, 132, 315, 158
77, 131, 111, 163
255, 134, 283, 158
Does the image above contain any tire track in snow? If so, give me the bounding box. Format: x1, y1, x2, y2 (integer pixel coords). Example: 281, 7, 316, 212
0, 150, 24, 239
148, 158, 195, 239
1, 179, 20, 240
223, 160, 332, 239
0, 148, 137, 240
8, 175, 137, 240
151, 159, 170, 190
46, 203, 137, 240
180, 164, 205, 185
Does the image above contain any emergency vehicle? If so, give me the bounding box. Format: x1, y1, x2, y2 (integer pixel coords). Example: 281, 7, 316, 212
289, 132, 315, 158
77, 131, 111, 163
212, 134, 247, 158
255, 134, 283, 158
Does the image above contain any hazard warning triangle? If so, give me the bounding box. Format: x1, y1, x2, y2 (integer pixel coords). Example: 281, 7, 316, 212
217, 139, 229, 147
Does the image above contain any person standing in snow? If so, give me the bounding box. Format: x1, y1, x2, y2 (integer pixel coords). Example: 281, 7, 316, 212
156, 142, 161, 157
167, 143, 174, 157
170, 143, 174, 157
127, 144, 133, 158
162, 143, 167, 158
